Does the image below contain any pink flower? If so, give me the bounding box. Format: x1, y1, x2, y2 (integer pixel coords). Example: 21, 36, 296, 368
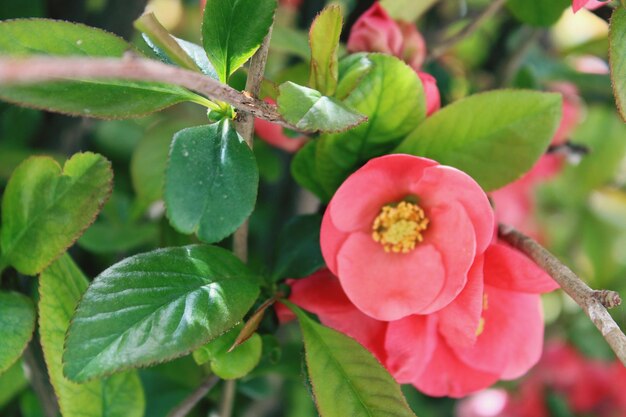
572, 0, 607, 13
418, 72, 441, 116
455, 389, 509, 417
549, 82, 583, 146
347, 3, 405, 60
284, 238, 557, 397
254, 99, 308, 152
321, 154, 494, 321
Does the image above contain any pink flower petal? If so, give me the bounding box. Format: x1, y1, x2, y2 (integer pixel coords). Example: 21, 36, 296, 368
484, 242, 559, 293
329, 154, 437, 233
415, 165, 494, 254
436, 256, 485, 347
417, 72, 441, 116
254, 118, 307, 152
385, 315, 438, 383
453, 286, 544, 379
320, 203, 349, 275
347, 3, 404, 57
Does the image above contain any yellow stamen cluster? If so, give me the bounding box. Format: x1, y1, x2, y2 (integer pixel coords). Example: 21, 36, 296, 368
371, 201, 430, 253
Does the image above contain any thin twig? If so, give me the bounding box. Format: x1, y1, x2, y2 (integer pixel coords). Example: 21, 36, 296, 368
0, 56, 300, 131
166, 376, 220, 417
219, 379, 237, 417
498, 224, 626, 366
23, 343, 59, 417
427, 0, 507, 62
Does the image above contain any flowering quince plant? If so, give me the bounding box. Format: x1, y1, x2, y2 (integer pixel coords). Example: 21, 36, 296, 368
0, 0, 625, 416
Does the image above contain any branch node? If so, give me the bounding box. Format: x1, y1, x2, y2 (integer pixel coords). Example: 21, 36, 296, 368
594, 289, 622, 309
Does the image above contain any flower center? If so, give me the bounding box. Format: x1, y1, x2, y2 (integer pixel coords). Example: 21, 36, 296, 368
371, 200, 429, 253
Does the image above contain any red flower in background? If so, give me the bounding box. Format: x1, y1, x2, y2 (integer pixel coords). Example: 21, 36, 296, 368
254, 99, 308, 152
572, 0, 607, 13
321, 154, 494, 321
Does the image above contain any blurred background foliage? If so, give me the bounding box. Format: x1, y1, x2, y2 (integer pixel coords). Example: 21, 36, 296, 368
0, 0, 625, 416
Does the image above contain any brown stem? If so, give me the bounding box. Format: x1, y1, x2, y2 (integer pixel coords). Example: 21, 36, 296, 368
0, 56, 300, 131
427, 0, 507, 62
166, 376, 220, 417
23, 343, 59, 417
498, 224, 626, 366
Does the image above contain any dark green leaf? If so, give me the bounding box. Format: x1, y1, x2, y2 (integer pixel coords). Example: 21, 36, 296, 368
164, 121, 259, 243
396, 90, 562, 191
0, 19, 208, 118
272, 214, 324, 281
277, 82, 367, 133
610, 7, 626, 121
0, 292, 35, 374
202, 0, 277, 82
0, 360, 27, 407
506, 0, 570, 27
63, 245, 260, 382
39, 255, 145, 417
289, 304, 417, 417
192, 323, 262, 379
291, 141, 331, 201
309, 5, 342, 96
0, 153, 113, 275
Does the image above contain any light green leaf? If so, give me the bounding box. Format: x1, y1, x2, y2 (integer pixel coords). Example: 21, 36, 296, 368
164, 121, 258, 243
270, 26, 310, 60
506, 0, 570, 27
380, 0, 438, 21
289, 304, 416, 417
202, 0, 277, 82
0, 153, 113, 275
277, 82, 367, 133
0, 19, 207, 118
0, 360, 27, 408
192, 323, 262, 380
63, 245, 260, 382
315, 53, 425, 195
309, 5, 342, 96
39, 255, 145, 417
610, 7, 626, 121
335, 53, 373, 100
272, 214, 324, 281
0, 292, 35, 374
396, 90, 562, 191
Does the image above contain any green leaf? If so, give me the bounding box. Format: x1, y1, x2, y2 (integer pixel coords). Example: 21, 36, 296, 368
0, 19, 208, 118
202, 0, 277, 82
610, 7, 626, 121
63, 245, 260, 382
192, 323, 262, 379
309, 5, 342, 96
380, 0, 437, 21
315, 53, 426, 195
0, 292, 35, 374
506, 0, 570, 27
277, 82, 367, 133
0, 360, 28, 408
288, 304, 416, 417
0, 153, 113, 275
291, 141, 331, 201
396, 90, 562, 191
272, 214, 324, 281
335, 53, 374, 100
164, 121, 259, 243
39, 255, 145, 417
270, 26, 311, 60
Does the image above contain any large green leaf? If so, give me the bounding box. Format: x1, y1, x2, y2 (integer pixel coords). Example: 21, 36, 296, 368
0, 153, 113, 275
380, 0, 437, 21
291, 141, 331, 201
277, 82, 367, 133
289, 304, 416, 417
0, 19, 207, 118
39, 255, 145, 417
63, 245, 260, 382
272, 214, 324, 281
610, 8, 626, 121
202, 0, 277, 82
164, 121, 258, 243
506, 0, 570, 27
314, 53, 425, 196
309, 5, 342, 96
396, 90, 562, 191
0, 292, 35, 374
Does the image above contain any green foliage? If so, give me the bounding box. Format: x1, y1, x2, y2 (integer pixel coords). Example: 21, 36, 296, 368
380, 0, 437, 21
63, 245, 260, 382
0, 19, 208, 118
0, 360, 28, 408
0, 153, 113, 275
277, 82, 367, 133
193, 323, 262, 379
164, 121, 258, 243
396, 90, 562, 191
290, 141, 331, 201
308, 5, 342, 96
0, 292, 35, 374
39, 255, 145, 417
289, 304, 417, 417
610, 7, 626, 121
272, 214, 324, 281
506, 0, 570, 27
202, 0, 277, 82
